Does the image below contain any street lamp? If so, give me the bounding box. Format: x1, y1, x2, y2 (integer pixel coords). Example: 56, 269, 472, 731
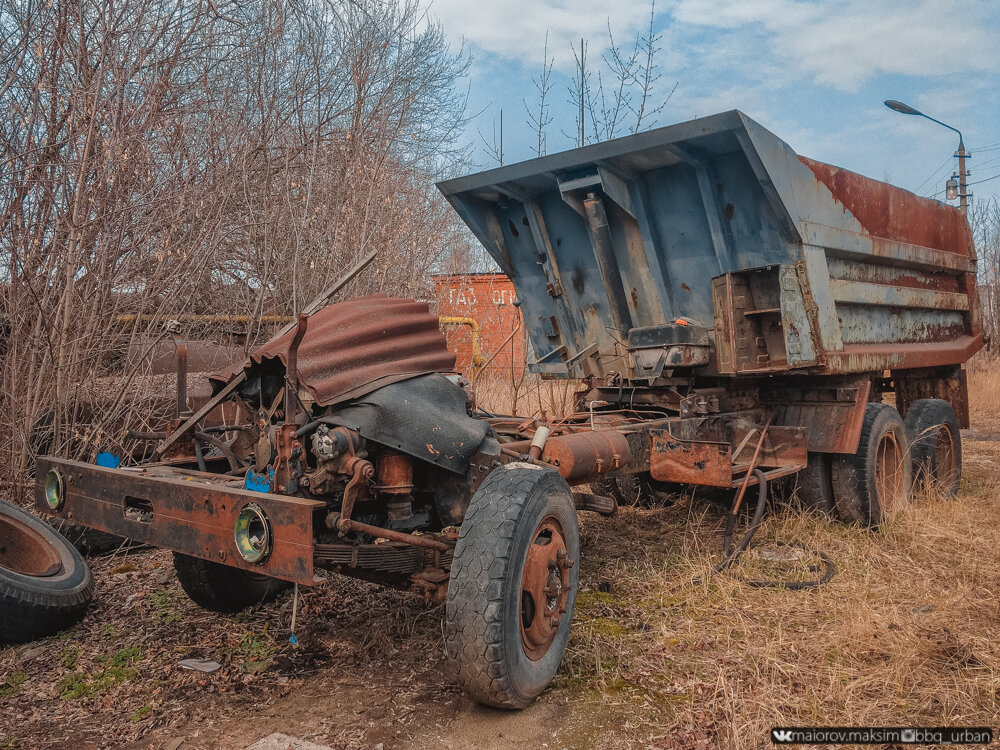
884, 99, 969, 215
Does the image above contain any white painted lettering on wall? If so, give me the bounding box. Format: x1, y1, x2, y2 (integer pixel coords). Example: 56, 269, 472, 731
448, 287, 477, 306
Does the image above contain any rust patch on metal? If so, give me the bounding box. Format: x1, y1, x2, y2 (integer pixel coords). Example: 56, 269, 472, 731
376, 452, 414, 494
729, 424, 808, 471
0, 512, 62, 577
649, 433, 732, 487
212, 296, 456, 408
764, 378, 870, 454
823, 336, 983, 374
894, 366, 970, 430
799, 157, 974, 256
36, 457, 322, 585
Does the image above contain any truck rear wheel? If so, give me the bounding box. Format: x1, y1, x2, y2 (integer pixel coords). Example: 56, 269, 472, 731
172, 553, 290, 613
905, 399, 961, 498
831, 403, 911, 527
446, 463, 579, 709
0, 499, 93, 644
590, 472, 674, 506
794, 453, 837, 515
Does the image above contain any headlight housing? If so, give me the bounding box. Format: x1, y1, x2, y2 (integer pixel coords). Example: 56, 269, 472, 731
44, 469, 65, 511
233, 503, 271, 563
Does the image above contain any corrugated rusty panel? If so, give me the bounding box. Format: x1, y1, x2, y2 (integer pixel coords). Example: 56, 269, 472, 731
799, 157, 974, 255
214, 296, 456, 407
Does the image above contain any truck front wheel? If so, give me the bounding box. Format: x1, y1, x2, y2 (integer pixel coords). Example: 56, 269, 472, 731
446, 463, 579, 709
173, 553, 290, 613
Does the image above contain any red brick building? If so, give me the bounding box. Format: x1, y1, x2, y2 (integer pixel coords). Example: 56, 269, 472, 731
434, 273, 525, 378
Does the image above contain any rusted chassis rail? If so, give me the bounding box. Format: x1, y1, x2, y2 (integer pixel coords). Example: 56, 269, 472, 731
35, 458, 456, 589
500, 413, 808, 490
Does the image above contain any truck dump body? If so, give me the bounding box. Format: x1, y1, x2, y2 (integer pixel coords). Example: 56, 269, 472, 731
438, 110, 981, 380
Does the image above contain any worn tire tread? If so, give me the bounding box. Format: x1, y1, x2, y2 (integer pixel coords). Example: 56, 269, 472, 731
445, 465, 575, 709
173, 553, 289, 613
831, 403, 911, 527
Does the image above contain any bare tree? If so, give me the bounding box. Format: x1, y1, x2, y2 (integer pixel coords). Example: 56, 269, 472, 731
524, 33, 555, 157
562, 1, 674, 146
0, 0, 472, 497
971, 197, 1000, 351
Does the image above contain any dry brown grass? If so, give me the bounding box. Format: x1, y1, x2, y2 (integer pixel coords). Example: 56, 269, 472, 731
967, 353, 1000, 433
561, 457, 1000, 746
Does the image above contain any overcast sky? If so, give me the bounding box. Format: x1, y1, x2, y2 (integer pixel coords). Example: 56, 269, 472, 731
430, 0, 1000, 209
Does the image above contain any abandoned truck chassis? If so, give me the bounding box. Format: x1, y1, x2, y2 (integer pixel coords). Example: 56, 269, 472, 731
35, 110, 980, 708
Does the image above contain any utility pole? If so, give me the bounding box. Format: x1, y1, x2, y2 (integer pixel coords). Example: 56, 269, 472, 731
956, 139, 969, 216
579, 38, 585, 147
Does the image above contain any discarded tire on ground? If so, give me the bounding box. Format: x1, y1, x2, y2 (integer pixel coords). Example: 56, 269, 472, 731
446, 463, 579, 709
172, 552, 290, 613
0, 499, 94, 644
905, 398, 961, 498
831, 404, 912, 527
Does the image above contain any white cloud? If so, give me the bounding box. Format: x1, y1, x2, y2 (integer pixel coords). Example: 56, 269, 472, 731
672, 0, 1000, 91
427, 0, 655, 70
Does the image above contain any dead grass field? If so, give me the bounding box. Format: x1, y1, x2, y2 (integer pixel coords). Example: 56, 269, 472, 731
2, 366, 1000, 749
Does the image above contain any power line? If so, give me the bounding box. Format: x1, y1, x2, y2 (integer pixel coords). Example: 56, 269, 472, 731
967, 172, 1000, 187
915, 153, 954, 193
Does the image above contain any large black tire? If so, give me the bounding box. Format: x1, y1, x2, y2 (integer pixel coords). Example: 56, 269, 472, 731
172, 553, 290, 613
831, 403, 912, 527
904, 398, 961, 498
590, 472, 674, 507
0, 499, 94, 644
446, 463, 580, 709
795, 453, 837, 515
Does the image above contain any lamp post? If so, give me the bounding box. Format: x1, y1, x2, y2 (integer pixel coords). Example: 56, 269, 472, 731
884, 99, 969, 215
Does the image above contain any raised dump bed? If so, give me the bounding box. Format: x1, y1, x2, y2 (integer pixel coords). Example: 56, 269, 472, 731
438, 110, 982, 385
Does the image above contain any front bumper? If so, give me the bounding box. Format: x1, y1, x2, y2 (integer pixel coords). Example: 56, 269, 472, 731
35, 457, 323, 585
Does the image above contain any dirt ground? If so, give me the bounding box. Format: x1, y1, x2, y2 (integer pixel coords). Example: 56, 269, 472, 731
4, 373, 1000, 749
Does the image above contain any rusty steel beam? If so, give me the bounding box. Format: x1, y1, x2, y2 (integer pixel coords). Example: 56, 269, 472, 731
36, 458, 323, 585
823, 336, 983, 373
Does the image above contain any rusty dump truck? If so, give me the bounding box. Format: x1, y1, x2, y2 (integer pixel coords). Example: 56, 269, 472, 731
31, 110, 981, 707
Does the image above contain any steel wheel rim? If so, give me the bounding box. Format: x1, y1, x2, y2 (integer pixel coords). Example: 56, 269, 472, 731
0, 515, 62, 577
875, 431, 905, 514
519, 515, 571, 661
